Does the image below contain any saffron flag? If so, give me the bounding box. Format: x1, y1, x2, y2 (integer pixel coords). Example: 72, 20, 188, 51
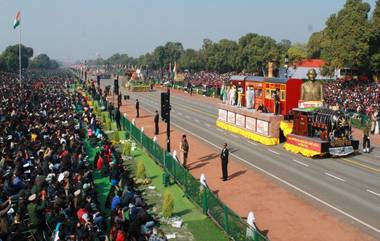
13, 11, 21, 29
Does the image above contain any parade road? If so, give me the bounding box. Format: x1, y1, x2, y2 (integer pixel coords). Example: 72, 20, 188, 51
103, 79, 380, 239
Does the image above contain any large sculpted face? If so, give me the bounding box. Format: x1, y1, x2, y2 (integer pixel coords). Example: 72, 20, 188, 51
307, 69, 317, 81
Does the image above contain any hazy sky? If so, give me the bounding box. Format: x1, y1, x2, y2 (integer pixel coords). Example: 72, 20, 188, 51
0, 0, 377, 62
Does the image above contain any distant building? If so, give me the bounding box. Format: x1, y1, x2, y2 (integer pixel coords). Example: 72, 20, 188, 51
286, 59, 331, 80
284, 59, 369, 81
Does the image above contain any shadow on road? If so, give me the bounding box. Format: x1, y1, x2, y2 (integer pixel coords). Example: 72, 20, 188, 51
229, 170, 247, 180
198, 153, 219, 162
136, 115, 152, 118
188, 162, 209, 170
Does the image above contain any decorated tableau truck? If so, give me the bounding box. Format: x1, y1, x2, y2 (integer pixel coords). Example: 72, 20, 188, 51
216, 69, 359, 157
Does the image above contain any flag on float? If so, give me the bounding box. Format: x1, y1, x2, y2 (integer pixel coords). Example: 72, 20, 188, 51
13, 11, 21, 29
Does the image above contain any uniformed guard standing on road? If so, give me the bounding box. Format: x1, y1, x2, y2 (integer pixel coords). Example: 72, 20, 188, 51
180, 135, 189, 169
154, 110, 159, 135
220, 143, 229, 181
363, 120, 371, 153
115, 109, 121, 130
136, 99, 140, 118
108, 103, 114, 121
117, 91, 122, 109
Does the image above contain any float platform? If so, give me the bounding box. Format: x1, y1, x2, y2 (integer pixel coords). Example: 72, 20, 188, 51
216, 103, 283, 145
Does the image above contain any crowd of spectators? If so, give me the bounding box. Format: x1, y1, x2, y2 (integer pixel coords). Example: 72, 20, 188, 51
147, 70, 252, 87
183, 71, 231, 87
176, 71, 380, 118
323, 80, 380, 115
148, 68, 379, 120
0, 71, 166, 241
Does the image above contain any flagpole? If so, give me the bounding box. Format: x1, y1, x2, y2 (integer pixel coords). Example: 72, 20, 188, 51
18, 17, 22, 87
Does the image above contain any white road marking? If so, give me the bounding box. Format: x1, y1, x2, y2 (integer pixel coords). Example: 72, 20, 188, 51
375, 155, 380, 158
292, 159, 309, 167
195, 119, 200, 123
325, 172, 345, 182
230, 134, 239, 138
248, 141, 258, 146
366, 189, 380, 197
135, 100, 380, 234
178, 112, 183, 116
267, 149, 280, 155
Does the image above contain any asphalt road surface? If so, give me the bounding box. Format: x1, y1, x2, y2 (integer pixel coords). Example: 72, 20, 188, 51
103, 80, 380, 239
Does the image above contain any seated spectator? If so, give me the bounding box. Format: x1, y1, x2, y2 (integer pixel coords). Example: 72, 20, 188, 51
0, 70, 162, 241
149, 227, 168, 241
0, 198, 12, 239
27, 193, 46, 238
111, 190, 122, 210
257, 103, 268, 113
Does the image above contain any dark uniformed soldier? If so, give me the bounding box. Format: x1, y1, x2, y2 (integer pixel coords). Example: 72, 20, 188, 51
154, 110, 159, 135
220, 143, 229, 181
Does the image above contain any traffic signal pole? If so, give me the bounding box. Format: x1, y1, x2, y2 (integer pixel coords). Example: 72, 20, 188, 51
166, 87, 171, 152
113, 77, 119, 110
161, 87, 171, 152
161, 86, 171, 186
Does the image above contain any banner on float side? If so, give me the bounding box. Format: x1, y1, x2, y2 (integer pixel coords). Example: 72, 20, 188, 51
286, 134, 322, 152
245, 117, 256, 131
235, 114, 245, 128
227, 111, 236, 124
218, 109, 227, 122
256, 119, 269, 136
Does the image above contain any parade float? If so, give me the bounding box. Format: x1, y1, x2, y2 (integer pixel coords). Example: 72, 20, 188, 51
216, 68, 359, 157
124, 67, 151, 92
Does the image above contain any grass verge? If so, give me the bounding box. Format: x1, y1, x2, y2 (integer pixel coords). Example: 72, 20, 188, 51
127, 147, 229, 241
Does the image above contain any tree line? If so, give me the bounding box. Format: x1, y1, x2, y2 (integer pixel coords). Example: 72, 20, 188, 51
92, 0, 380, 77
0, 44, 59, 73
